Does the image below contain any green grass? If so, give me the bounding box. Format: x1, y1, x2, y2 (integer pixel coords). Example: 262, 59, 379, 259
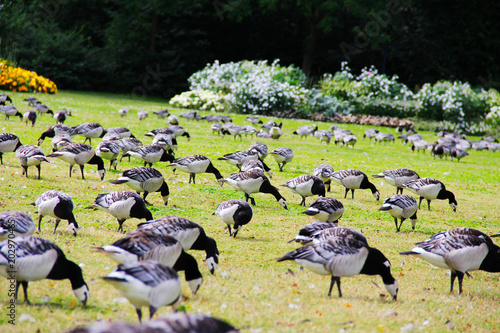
1, 90, 500, 332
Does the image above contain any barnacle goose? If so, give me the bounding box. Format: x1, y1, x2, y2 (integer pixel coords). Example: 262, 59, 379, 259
261, 120, 282, 132
89, 191, 153, 232
33, 104, 53, 115
373, 168, 420, 194
379, 194, 418, 232
111, 167, 170, 205
278, 234, 398, 300
342, 134, 357, 147
249, 142, 268, 160
54, 109, 70, 124
106, 127, 135, 138
256, 130, 272, 138
35, 190, 79, 236
246, 116, 263, 124
331, 169, 380, 201
270, 147, 294, 172
242, 125, 257, 137
403, 177, 457, 211
0, 211, 36, 240
168, 155, 224, 185
37, 124, 76, 145
47, 143, 106, 180
96, 139, 121, 170
301, 197, 345, 224
314, 130, 332, 144
0, 133, 22, 164
167, 114, 179, 125
281, 175, 325, 206
400, 228, 500, 294
288, 221, 336, 244
95, 229, 203, 295
218, 149, 268, 171
374, 132, 395, 143
211, 122, 223, 135
121, 144, 175, 167
118, 108, 128, 117
0, 105, 23, 120
138, 110, 149, 121
450, 148, 468, 162
241, 159, 273, 178
102, 260, 181, 322
180, 111, 200, 120
221, 124, 246, 140
73, 122, 105, 144
153, 109, 169, 118
0, 93, 12, 105
167, 125, 191, 141
292, 125, 317, 139
152, 134, 177, 154
137, 216, 219, 274
214, 199, 253, 237
116, 137, 143, 161
23, 110, 37, 127
223, 169, 288, 209
15, 145, 50, 179
0, 236, 89, 305
312, 164, 334, 192
270, 126, 283, 140
51, 133, 72, 152
363, 128, 380, 140
24, 96, 40, 105
411, 139, 428, 153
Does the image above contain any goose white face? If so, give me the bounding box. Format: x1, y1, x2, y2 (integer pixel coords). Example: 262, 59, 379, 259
162, 195, 169, 205
73, 284, 90, 306
67, 223, 79, 236
188, 277, 203, 295
279, 198, 288, 210
373, 191, 380, 201
206, 256, 218, 274
450, 202, 457, 212
385, 280, 399, 301
98, 169, 106, 180
266, 169, 273, 179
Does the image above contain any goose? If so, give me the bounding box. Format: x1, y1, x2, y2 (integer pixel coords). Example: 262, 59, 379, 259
15, 144, 50, 179
221, 124, 246, 140
23, 110, 37, 127
270, 126, 283, 140
261, 120, 281, 132
290, 224, 367, 246
277, 235, 398, 300
24, 96, 41, 105
167, 125, 190, 141
269, 147, 294, 172
0, 133, 22, 164
121, 144, 175, 167
0, 211, 36, 240
450, 148, 468, 162
407, 133, 423, 144
301, 197, 345, 224
138, 110, 149, 121
35, 190, 79, 236
403, 177, 457, 211
33, 104, 53, 116
180, 111, 200, 120
137, 216, 219, 274
167, 155, 223, 185
116, 137, 143, 160
102, 260, 181, 322
211, 122, 223, 135
0, 236, 89, 305
218, 150, 260, 170
373, 168, 420, 194
374, 132, 395, 143
329, 124, 339, 131
411, 139, 428, 153
432, 144, 452, 159
47, 143, 105, 180
106, 127, 135, 138
54, 109, 70, 124
37, 124, 76, 145
363, 128, 379, 140
219, 115, 233, 123
256, 130, 272, 139
111, 167, 169, 205
0, 105, 23, 120
312, 164, 334, 192
223, 169, 287, 209
96, 140, 121, 170
152, 134, 176, 154
95, 229, 202, 294
400, 228, 500, 294
153, 109, 170, 118
0, 93, 12, 105
242, 125, 257, 137
89, 191, 153, 232
249, 142, 268, 160
288, 221, 338, 244
101, 131, 122, 142
314, 130, 332, 144
342, 134, 357, 147
118, 108, 128, 117
379, 194, 418, 232
167, 114, 179, 125
281, 175, 325, 206
214, 199, 253, 237
331, 169, 380, 201
240, 159, 273, 178
292, 125, 317, 139
50, 133, 72, 152
72, 122, 105, 144
246, 116, 263, 124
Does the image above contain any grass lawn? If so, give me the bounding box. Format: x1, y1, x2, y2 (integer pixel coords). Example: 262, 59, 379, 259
0, 90, 499, 332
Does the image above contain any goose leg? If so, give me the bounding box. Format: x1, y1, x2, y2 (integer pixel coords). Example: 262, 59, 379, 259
80, 165, 85, 179
456, 271, 465, 294
450, 271, 457, 293
344, 188, 349, 199
143, 192, 152, 206
418, 196, 424, 209
227, 225, 232, 236
427, 199, 432, 211
36, 164, 41, 179
300, 196, 306, 206
397, 218, 406, 232
0, 153, 3, 165
21, 281, 30, 304
53, 219, 61, 234
117, 219, 126, 233
327, 276, 336, 297
136, 308, 143, 323
189, 173, 196, 184
351, 189, 355, 199
38, 215, 43, 233
394, 218, 399, 232
21, 165, 27, 177
335, 277, 342, 298
149, 305, 157, 320
325, 181, 331, 192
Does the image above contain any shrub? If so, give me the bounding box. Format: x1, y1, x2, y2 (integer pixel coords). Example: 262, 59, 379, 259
305, 88, 353, 118
169, 90, 226, 112
0, 62, 58, 94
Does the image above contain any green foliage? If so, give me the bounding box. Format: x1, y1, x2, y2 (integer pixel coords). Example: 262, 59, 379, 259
304, 88, 354, 118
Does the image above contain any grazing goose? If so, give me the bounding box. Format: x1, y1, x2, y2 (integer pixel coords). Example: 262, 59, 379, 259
0, 211, 36, 240
450, 148, 468, 162
0, 106, 23, 120
167, 114, 179, 125
73, 122, 105, 144
222, 124, 246, 140
270, 126, 283, 140
246, 116, 263, 124
47, 143, 105, 180
180, 111, 200, 120
373, 168, 420, 194
314, 130, 332, 144
432, 144, 452, 159
15, 145, 50, 179
116, 137, 143, 160
214, 199, 253, 237
0, 133, 22, 164
331, 169, 380, 201
270, 147, 294, 172
138, 110, 149, 121
152, 134, 177, 154
106, 127, 135, 138
51, 133, 72, 152
96, 140, 121, 170
261, 120, 281, 132
35, 190, 79, 236
400, 228, 500, 294
111, 167, 169, 205
95, 229, 202, 294
281, 175, 325, 206
37, 124, 76, 145
312, 164, 334, 192
342, 134, 357, 147
288, 221, 337, 244
211, 122, 223, 135
168, 155, 223, 185
33, 104, 53, 115
249, 141, 268, 160
167, 125, 190, 141
23, 110, 37, 127
24, 96, 41, 105
118, 108, 128, 117
374, 132, 395, 143
0, 93, 12, 105
54, 109, 70, 124
379, 194, 418, 232
153, 109, 169, 118
242, 125, 257, 137
89, 191, 153, 232
102, 260, 181, 322
277, 235, 398, 300
363, 128, 380, 140
403, 177, 457, 211
241, 159, 273, 178
0, 236, 89, 305
121, 144, 175, 167
292, 125, 317, 139
301, 197, 345, 224
218, 150, 260, 170
137, 216, 219, 274
411, 139, 428, 153
256, 130, 272, 138
223, 169, 287, 209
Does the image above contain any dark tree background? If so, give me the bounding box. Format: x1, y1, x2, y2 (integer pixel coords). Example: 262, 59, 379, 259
1, 0, 499, 98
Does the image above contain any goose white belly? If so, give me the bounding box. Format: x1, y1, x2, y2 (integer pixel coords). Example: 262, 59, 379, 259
59, 150, 93, 165
407, 248, 449, 269
296, 259, 330, 275
0, 140, 18, 152
216, 205, 239, 224
325, 248, 368, 277
414, 184, 441, 199
175, 159, 210, 174
341, 175, 364, 189
130, 150, 162, 163
141, 177, 164, 192
443, 243, 488, 273
83, 127, 104, 138
6, 250, 58, 281
106, 197, 137, 219
232, 178, 263, 194
292, 179, 315, 196
164, 229, 200, 250
37, 197, 61, 217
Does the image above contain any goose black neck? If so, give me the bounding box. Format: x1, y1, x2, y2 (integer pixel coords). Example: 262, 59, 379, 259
88, 154, 105, 169
479, 244, 500, 273
173, 251, 203, 280
192, 235, 219, 264
360, 247, 395, 284
159, 181, 170, 197
47, 259, 86, 289
207, 163, 223, 181
260, 180, 284, 202
437, 189, 455, 202
361, 177, 378, 193
160, 151, 175, 162
130, 200, 153, 221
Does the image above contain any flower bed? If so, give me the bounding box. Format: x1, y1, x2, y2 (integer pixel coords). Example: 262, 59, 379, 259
0, 62, 58, 94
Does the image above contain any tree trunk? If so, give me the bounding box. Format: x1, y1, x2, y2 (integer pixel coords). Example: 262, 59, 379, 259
149, 7, 158, 52
302, 5, 323, 77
